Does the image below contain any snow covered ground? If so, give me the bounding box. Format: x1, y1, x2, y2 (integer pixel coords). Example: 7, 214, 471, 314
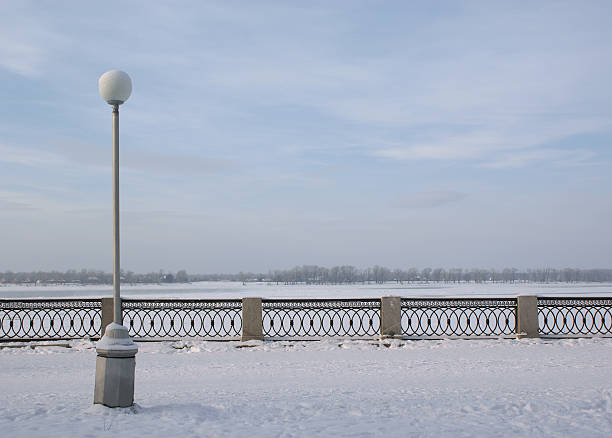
1, 337, 612, 437
2, 282, 612, 436
2, 280, 612, 299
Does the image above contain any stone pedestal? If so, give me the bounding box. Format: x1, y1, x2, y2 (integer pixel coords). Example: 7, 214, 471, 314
516, 295, 540, 339
100, 298, 114, 337
94, 322, 138, 407
241, 297, 264, 341
380, 296, 402, 338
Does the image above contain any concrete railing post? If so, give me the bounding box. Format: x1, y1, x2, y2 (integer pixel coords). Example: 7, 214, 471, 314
516, 295, 540, 339
100, 297, 114, 337
241, 297, 263, 342
380, 296, 402, 338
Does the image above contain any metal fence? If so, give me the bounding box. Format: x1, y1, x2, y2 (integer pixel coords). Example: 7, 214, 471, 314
0, 299, 102, 341
401, 298, 517, 338
538, 297, 612, 337
262, 299, 380, 338
122, 299, 242, 339
2, 296, 612, 342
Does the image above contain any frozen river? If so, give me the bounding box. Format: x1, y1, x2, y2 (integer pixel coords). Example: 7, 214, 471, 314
1, 281, 612, 300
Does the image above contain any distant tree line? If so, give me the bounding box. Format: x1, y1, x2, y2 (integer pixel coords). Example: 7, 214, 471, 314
192, 266, 612, 284
0, 269, 189, 285
1, 266, 611, 286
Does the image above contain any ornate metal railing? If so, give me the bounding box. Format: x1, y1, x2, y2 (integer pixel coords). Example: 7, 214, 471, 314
0, 299, 102, 340
262, 299, 380, 338
122, 299, 242, 339
401, 298, 517, 338
4, 296, 612, 342
538, 297, 612, 336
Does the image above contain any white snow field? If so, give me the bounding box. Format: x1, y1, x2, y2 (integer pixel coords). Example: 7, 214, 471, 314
2, 280, 612, 299
2, 282, 612, 436
1, 337, 612, 437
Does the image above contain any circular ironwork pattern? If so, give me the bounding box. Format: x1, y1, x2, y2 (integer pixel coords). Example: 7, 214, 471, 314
400, 298, 517, 337
122, 299, 242, 339
0, 300, 101, 340
538, 298, 612, 336
262, 299, 380, 338
5, 296, 611, 342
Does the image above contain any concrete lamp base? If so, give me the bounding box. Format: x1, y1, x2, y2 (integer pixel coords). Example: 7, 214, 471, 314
94, 322, 138, 408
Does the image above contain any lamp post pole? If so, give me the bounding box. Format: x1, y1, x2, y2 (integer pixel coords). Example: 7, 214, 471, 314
112, 103, 121, 324
94, 69, 138, 408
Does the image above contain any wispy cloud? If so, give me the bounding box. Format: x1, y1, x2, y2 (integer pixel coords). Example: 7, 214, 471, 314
0, 189, 50, 211
393, 190, 468, 209
0, 41, 45, 77
480, 148, 597, 169
0, 143, 65, 167
0, 141, 234, 175
0, 3, 67, 77
373, 117, 610, 166
0, 199, 38, 211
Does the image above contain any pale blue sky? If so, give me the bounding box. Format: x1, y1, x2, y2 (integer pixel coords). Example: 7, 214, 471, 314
1, 1, 611, 273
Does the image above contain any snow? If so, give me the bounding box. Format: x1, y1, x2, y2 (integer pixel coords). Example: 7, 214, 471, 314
2, 338, 612, 437
2, 282, 612, 436
95, 323, 138, 356
2, 280, 612, 299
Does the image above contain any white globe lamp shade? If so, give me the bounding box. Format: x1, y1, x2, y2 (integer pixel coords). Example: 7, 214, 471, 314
98, 70, 132, 105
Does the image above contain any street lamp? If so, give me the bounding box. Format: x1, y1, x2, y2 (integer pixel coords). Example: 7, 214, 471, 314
94, 69, 138, 408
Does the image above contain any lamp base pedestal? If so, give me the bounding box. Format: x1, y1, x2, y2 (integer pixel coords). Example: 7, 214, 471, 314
94, 323, 138, 408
